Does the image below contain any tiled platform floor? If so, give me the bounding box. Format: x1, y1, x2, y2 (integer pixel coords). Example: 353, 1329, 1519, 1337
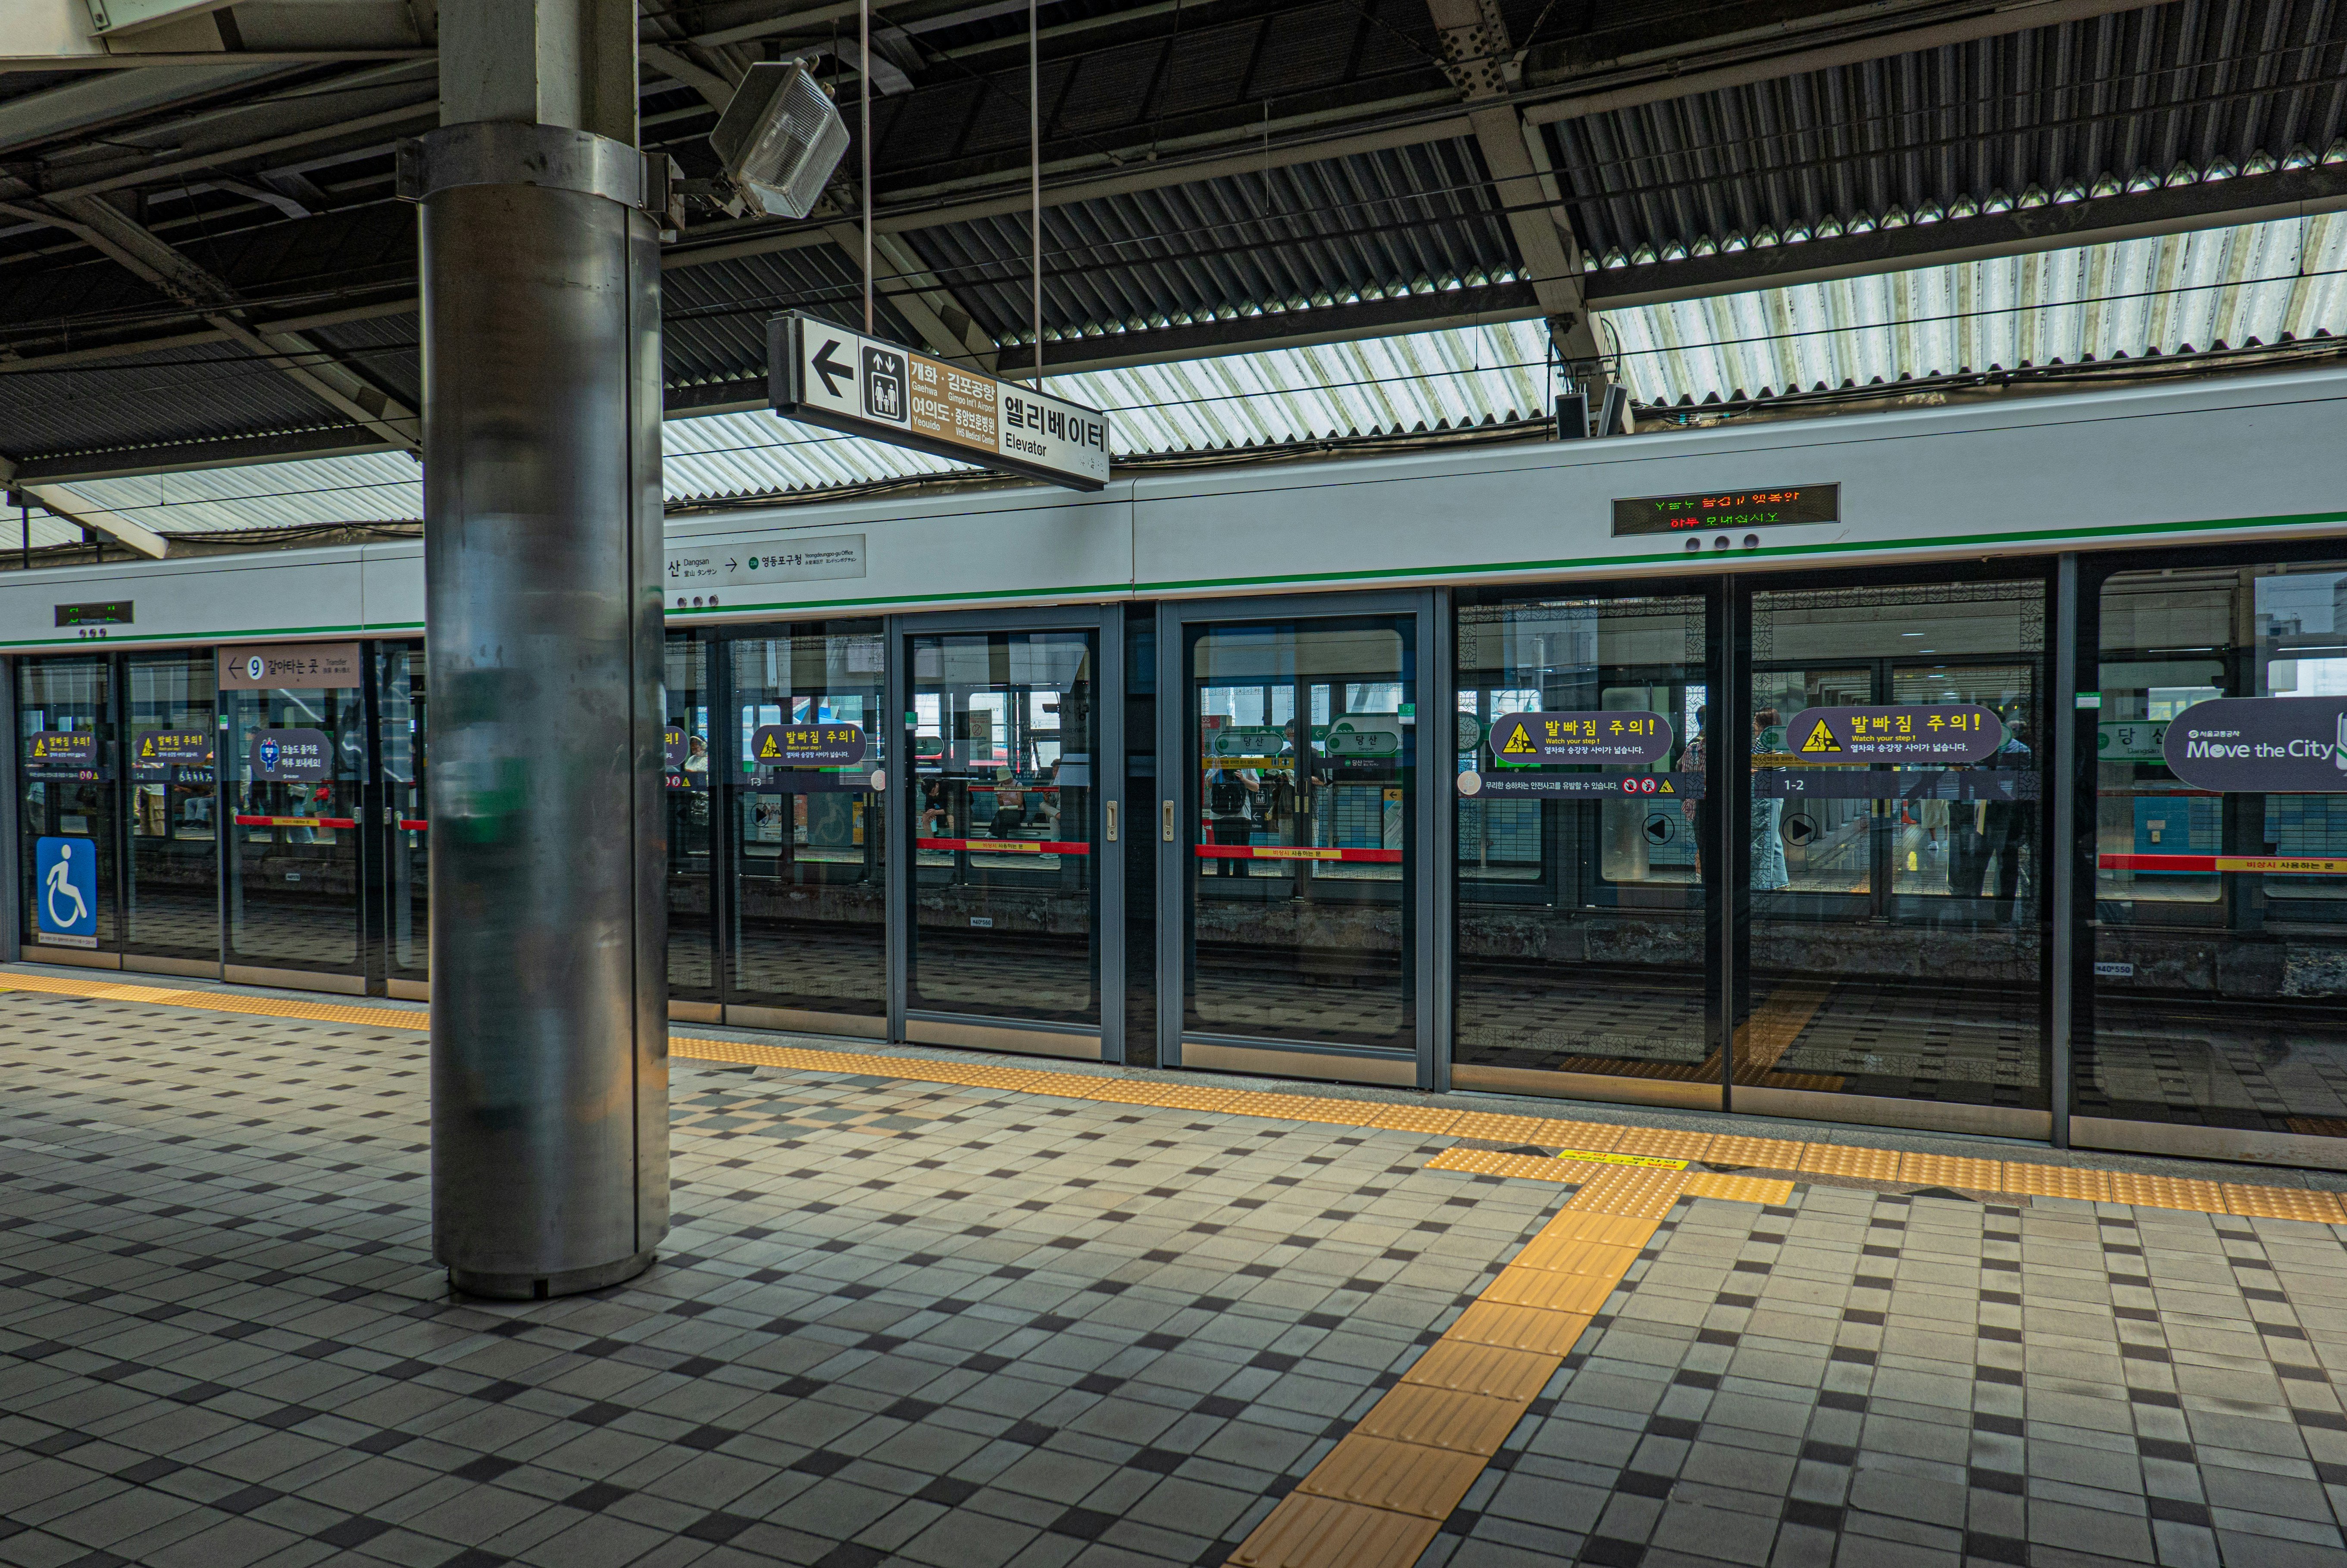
3, 982, 2347, 1567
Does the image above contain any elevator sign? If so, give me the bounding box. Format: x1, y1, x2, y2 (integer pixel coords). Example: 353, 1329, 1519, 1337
769, 312, 1111, 492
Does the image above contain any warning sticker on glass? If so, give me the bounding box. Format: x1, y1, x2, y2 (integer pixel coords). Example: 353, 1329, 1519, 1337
1785, 705, 2003, 765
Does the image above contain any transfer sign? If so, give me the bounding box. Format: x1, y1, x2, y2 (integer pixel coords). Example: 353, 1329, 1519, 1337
768, 312, 1111, 492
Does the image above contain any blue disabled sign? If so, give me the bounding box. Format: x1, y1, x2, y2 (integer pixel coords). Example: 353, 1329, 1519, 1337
35, 836, 97, 948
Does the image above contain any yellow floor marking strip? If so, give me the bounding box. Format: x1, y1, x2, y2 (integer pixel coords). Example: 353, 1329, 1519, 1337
1397, 1341, 1560, 1401
6, 968, 2343, 1227
1225, 1495, 1438, 1568
1731, 980, 1834, 1079
1352, 1387, 1532, 1454
1291, 1435, 1491, 1518
1680, 1172, 1797, 1204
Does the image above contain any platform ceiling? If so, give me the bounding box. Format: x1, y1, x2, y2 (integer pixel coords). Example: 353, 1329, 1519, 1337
0, 0, 2343, 518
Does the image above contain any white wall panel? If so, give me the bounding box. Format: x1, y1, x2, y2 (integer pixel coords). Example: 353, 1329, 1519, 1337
0, 367, 2343, 650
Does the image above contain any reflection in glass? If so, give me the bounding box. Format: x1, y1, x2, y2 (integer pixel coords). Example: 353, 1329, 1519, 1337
1745, 581, 2046, 1108
1453, 594, 1710, 1082
1186, 617, 1413, 1051
226, 680, 364, 972
124, 652, 217, 961
381, 644, 427, 981
2086, 562, 2347, 1136
666, 632, 716, 1000
908, 631, 1099, 1025
17, 656, 119, 953
728, 626, 887, 1022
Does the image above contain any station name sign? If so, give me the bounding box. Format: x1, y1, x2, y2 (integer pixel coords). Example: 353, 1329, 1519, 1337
769, 312, 1112, 492
1613, 484, 1839, 537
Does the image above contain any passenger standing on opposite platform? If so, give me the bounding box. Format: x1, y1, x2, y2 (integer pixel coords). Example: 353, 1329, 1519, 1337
1751, 707, 1790, 890
1681, 704, 1709, 878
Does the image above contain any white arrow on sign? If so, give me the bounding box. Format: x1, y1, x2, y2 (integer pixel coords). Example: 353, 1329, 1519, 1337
768, 311, 1110, 493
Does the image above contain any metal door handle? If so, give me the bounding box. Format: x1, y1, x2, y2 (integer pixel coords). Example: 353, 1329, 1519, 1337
1162, 800, 1175, 842
1105, 801, 1119, 843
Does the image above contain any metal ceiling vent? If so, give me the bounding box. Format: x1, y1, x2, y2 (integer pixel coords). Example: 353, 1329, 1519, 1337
710, 61, 850, 219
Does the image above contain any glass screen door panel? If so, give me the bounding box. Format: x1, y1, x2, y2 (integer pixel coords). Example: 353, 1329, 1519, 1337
727, 626, 888, 1028
124, 651, 218, 963
1744, 581, 2047, 1115
1453, 592, 1713, 1089
907, 629, 1100, 1026
666, 631, 717, 1004
380, 644, 427, 988
2083, 562, 2347, 1151
225, 682, 365, 975
18, 656, 119, 956
1186, 616, 1414, 1051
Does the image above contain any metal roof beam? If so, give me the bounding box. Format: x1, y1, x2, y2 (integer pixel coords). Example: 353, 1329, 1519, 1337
1424, 0, 1606, 397
5, 193, 422, 453
0, 457, 170, 558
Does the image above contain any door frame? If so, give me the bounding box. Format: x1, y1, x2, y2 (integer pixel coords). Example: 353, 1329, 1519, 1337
1155, 590, 1444, 1090
1727, 559, 2060, 1140
894, 603, 1126, 1062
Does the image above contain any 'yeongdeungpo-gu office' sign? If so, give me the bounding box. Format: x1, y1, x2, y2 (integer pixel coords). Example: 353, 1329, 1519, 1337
2165, 697, 2347, 790
769, 312, 1111, 492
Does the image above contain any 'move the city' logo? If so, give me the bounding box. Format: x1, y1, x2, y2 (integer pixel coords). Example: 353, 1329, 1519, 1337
2164, 697, 2347, 791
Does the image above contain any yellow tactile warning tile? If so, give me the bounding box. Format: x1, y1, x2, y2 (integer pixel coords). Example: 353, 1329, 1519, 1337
1679, 1172, 1797, 1205
1797, 1143, 1904, 1182
1398, 1340, 1560, 1401
1701, 1134, 1808, 1170
1225, 1496, 1440, 1568
2222, 1184, 2347, 1223
1608, 1124, 1714, 1161
1445, 1301, 1593, 1357
1422, 1148, 1561, 1181
1353, 1385, 1531, 1454
1565, 1164, 1690, 1219
1447, 1111, 1595, 1147
1481, 1263, 1630, 1316
1354, 1106, 1464, 1136
2108, 1171, 2229, 1212
1513, 1212, 1657, 1263
1898, 1152, 2004, 1191
1293, 1434, 1490, 1518
1999, 1163, 2113, 1202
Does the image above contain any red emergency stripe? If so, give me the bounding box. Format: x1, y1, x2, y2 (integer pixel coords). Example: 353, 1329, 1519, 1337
2100, 853, 2347, 875
917, 837, 1091, 855
1194, 844, 1402, 863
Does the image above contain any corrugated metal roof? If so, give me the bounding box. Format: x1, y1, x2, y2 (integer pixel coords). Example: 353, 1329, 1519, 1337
1608, 210, 2347, 405
22, 212, 2347, 536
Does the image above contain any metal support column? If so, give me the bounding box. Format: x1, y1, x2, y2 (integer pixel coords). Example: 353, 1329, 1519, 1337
410, 0, 671, 1300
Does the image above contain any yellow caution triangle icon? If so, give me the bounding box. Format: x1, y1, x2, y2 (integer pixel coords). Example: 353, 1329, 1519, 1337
757, 734, 783, 759
1499, 723, 1538, 756
29, 737, 44, 758
140, 736, 156, 758
1799, 719, 1842, 754
1658, 778, 1675, 792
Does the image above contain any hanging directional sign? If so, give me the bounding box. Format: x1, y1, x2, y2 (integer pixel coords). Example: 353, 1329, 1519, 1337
769, 312, 1112, 492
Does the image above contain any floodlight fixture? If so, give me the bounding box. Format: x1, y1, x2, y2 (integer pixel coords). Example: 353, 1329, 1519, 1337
710, 61, 850, 219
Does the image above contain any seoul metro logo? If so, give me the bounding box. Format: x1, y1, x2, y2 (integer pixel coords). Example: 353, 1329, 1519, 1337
2163, 697, 2347, 791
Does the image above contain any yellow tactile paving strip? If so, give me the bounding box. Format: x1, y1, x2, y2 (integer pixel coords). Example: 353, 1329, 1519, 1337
3, 967, 2342, 1228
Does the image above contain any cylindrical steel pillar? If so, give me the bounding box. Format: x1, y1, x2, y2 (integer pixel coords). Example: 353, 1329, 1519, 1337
414, 123, 669, 1299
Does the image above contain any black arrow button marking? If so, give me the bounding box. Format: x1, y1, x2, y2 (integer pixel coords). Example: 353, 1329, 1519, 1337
812, 338, 852, 397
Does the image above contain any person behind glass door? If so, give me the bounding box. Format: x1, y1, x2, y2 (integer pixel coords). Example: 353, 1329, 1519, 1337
1205, 751, 1260, 877
1750, 707, 1790, 890
1681, 704, 1709, 878
1950, 706, 2031, 914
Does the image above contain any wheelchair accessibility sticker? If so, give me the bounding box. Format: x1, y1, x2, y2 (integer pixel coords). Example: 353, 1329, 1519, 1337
36, 836, 97, 948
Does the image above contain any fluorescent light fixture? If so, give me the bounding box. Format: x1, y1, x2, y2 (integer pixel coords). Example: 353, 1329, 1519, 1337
710, 61, 850, 219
